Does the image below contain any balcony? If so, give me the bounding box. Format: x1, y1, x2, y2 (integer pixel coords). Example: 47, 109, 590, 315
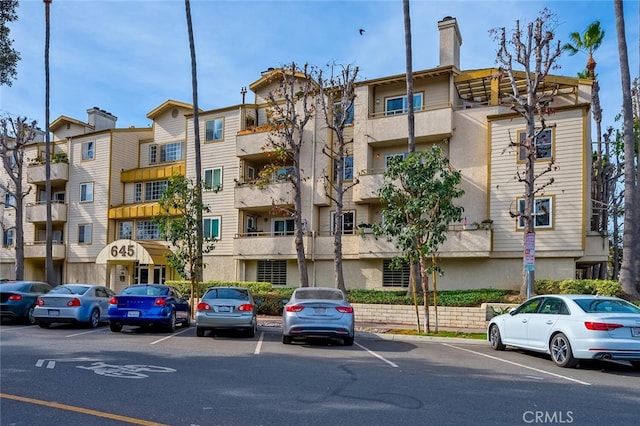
234, 181, 294, 209
27, 162, 69, 185
353, 171, 384, 203
236, 127, 273, 157
25, 201, 67, 224
578, 232, 609, 263
24, 242, 66, 260
234, 234, 302, 258
365, 105, 453, 144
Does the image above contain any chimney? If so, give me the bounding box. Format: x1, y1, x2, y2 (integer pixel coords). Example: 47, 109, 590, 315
438, 16, 462, 69
87, 107, 118, 131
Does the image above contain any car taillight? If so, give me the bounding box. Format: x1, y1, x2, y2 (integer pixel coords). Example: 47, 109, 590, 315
584, 321, 624, 331
238, 304, 253, 312
336, 306, 354, 313
196, 302, 211, 311
109, 297, 118, 305
154, 298, 166, 306
8, 294, 22, 301
37, 297, 46, 306
67, 298, 81, 307
285, 305, 304, 312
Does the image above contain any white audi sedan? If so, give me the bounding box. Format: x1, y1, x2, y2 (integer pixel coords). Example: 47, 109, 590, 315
488, 294, 640, 368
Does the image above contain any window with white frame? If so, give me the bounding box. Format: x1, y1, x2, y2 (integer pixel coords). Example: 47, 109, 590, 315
159, 142, 183, 162
135, 183, 142, 202
79, 183, 94, 202
145, 180, 168, 201
333, 156, 354, 181
78, 224, 92, 244
273, 218, 294, 236
81, 141, 95, 161
385, 153, 406, 169
4, 193, 15, 208
205, 118, 224, 141
203, 217, 221, 240
118, 221, 133, 239
331, 210, 355, 235
3, 228, 15, 247
385, 93, 423, 115
517, 197, 553, 229
149, 145, 157, 164
204, 167, 222, 191
136, 220, 161, 240
518, 129, 553, 161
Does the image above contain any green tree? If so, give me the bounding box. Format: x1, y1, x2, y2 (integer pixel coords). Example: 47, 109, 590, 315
377, 147, 464, 333
154, 175, 216, 315
0, 0, 20, 86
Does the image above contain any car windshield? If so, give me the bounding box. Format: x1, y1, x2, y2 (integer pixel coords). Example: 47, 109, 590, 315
295, 289, 344, 301
50, 285, 90, 295
205, 288, 249, 300
574, 298, 640, 314
121, 286, 167, 296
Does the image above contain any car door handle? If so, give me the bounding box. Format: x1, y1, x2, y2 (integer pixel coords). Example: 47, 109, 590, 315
521, 319, 528, 323
546, 320, 554, 325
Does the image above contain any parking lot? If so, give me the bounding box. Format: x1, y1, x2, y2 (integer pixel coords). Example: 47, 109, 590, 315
1, 321, 639, 426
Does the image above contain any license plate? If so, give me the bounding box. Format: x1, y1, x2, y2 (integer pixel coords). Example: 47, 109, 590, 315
48, 310, 59, 316
313, 308, 326, 315
127, 311, 140, 318
632, 327, 640, 337
218, 306, 230, 313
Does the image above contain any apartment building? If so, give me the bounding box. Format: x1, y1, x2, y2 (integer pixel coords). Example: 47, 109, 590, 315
0, 17, 607, 291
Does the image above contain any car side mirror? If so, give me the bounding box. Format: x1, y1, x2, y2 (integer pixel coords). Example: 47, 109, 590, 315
509, 308, 517, 315
282, 299, 289, 304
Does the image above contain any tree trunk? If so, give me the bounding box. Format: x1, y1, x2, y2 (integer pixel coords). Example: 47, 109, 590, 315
419, 255, 430, 334
44, 0, 55, 285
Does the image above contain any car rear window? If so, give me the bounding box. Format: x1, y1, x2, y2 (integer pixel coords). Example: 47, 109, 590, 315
204, 288, 249, 300
50, 285, 90, 295
121, 286, 167, 296
295, 289, 344, 300
574, 298, 640, 314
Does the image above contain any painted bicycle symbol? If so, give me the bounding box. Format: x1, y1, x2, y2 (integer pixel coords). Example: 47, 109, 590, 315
76, 362, 176, 379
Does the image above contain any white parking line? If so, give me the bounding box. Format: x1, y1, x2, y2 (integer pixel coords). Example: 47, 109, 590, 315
149, 327, 192, 345
254, 332, 265, 354
65, 329, 106, 338
355, 341, 399, 368
441, 343, 592, 386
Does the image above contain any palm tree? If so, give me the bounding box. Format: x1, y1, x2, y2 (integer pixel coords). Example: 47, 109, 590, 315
614, 0, 640, 298
43, 0, 54, 284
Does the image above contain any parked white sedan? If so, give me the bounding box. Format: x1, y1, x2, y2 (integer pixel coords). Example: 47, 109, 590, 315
488, 294, 640, 368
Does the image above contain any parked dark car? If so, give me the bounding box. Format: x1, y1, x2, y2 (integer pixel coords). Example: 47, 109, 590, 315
0, 281, 52, 324
108, 284, 190, 332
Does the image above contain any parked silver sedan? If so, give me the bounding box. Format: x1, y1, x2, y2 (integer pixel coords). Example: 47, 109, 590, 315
488, 294, 640, 368
282, 287, 355, 346
34, 284, 115, 328
195, 286, 257, 337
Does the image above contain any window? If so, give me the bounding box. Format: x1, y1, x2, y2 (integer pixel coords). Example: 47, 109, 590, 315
81, 141, 95, 160
3, 228, 15, 247
334, 102, 354, 126
118, 221, 133, 239
204, 167, 222, 191
53, 192, 65, 203
4, 193, 15, 208
518, 129, 553, 161
205, 118, 224, 141
514, 297, 542, 314
160, 142, 183, 162
78, 224, 92, 244
136, 220, 161, 240
135, 183, 142, 202
145, 180, 168, 201
385, 93, 423, 115
274, 167, 294, 181
203, 217, 221, 240
149, 145, 157, 164
517, 197, 552, 229
385, 153, 406, 169
257, 260, 287, 286
333, 156, 354, 181
273, 219, 294, 236
383, 260, 410, 287
331, 211, 355, 235
79, 183, 94, 202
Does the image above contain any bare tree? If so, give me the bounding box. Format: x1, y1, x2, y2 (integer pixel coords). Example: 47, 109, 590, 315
491, 8, 562, 298
262, 63, 317, 287
0, 117, 37, 280
614, 0, 640, 298
43, 0, 55, 285
316, 63, 359, 292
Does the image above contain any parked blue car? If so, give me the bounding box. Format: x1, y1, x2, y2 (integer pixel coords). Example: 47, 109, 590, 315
108, 284, 190, 332
0, 281, 52, 324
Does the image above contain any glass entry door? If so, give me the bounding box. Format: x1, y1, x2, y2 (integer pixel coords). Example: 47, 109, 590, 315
134, 264, 166, 284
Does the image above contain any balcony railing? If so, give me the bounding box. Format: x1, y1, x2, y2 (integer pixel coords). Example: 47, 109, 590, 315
234, 180, 294, 209
25, 201, 67, 223
24, 241, 66, 260
27, 162, 69, 184
365, 103, 453, 143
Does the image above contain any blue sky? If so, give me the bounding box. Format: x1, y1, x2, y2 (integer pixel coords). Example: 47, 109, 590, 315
1, 0, 638, 131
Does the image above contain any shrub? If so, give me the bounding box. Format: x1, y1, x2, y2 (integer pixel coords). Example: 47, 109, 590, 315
166, 280, 272, 298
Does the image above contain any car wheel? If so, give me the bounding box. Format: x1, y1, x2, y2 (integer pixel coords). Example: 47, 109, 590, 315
87, 309, 100, 328
343, 336, 354, 346
282, 335, 292, 344
550, 333, 578, 368
196, 327, 205, 337
247, 321, 256, 338
489, 324, 506, 351
26, 305, 37, 325
183, 314, 191, 328
38, 321, 51, 329
166, 310, 176, 332
109, 322, 123, 332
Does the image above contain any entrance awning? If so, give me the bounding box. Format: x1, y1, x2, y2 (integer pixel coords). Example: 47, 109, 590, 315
96, 239, 170, 265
